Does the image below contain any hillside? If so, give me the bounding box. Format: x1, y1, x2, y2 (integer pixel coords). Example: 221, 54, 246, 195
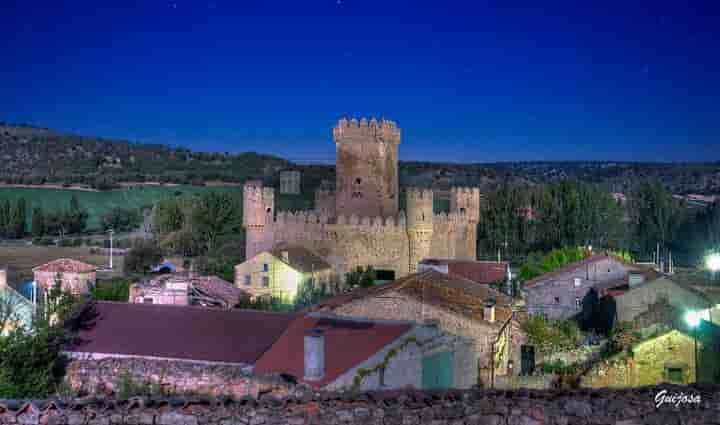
1, 122, 719, 195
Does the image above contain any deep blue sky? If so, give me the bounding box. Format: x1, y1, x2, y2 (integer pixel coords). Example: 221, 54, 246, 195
1, 1, 719, 162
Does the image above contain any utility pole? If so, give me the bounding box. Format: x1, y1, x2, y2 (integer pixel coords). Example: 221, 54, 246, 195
108, 229, 114, 270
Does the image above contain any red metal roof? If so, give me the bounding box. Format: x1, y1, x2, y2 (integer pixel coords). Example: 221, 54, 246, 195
66, 302, 298, 364
33, 258, 97, 273
254, 315, 412, 388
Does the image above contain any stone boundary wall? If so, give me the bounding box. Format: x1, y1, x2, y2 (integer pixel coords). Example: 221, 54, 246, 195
64, 358, 295, 400
3, 384, 716, 425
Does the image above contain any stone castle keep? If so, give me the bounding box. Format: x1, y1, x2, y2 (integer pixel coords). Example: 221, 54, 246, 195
243, 118, 480, 281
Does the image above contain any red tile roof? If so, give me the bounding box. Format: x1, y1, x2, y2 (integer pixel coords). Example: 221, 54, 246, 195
523, 253, 648, 288
421, 259, 508, 284
254, 315, 412, 388
33, 258, 97, 274
66, 302, 298, 364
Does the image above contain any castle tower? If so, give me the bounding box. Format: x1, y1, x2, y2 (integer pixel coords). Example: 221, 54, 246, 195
406, 188, 434, 274
333, 118, 400, 218
243, 180, 275, 260
450, 187, 481, 222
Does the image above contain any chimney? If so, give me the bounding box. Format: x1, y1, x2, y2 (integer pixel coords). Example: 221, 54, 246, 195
484, 300, 496, 324
0, 269, 7, 289
282, 250, 289, 263
304, 328, 325, 381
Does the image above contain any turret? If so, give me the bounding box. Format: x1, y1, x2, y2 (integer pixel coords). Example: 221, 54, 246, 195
243, 180, 275, 260
333, 117, 400, 218
405, 188, 434, 273
450, 187, 481, 223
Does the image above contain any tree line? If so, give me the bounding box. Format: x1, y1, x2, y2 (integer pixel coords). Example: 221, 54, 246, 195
479, 179, 719, 267
0, 195, 89, 239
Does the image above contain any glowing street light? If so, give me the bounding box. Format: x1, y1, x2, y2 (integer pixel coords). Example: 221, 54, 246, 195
685, 310, 701, 383
685, 311, 701, 328
706, 253, 720, 272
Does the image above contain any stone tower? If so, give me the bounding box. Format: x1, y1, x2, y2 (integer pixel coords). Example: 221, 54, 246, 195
243, 180, 275, 260
406, 188, 434, 274
333, 118, 400, 218
450, 187, 481, 222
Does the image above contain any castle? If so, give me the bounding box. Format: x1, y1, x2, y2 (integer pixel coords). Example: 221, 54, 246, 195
242, 118, 480, 283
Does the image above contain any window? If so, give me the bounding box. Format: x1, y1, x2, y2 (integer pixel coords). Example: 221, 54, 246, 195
262, 276, 270, 287
244, 275, 251, 285
355, 178, 362, 184
263, 263, 269, 272
575, 298, 581, 309
573, 278, 582, 287
666, 367, 684, 383
554, 297, 560, 304
143, 297, 154, 304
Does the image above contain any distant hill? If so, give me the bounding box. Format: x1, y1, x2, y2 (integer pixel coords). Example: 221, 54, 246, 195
1, 121, 718, 195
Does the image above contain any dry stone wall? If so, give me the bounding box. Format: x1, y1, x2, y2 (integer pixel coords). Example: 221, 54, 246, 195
0, 384, 717, 425
64, 358, 295, 400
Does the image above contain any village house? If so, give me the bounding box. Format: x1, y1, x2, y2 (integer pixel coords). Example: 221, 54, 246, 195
129, 273, 248, 308
308, 269, 523, 386
418, 258, 509, 285
523, 253, 655, 320
582, 299, 720, 387
63, 302, 475, 396
235, 245, 335, 302
32, 258, 97, 295
606, 274, 712, 324
0, 268, 35, 334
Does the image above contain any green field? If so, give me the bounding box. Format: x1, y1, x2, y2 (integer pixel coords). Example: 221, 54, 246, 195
0, 186, 315, 231
0, 185, 242, 231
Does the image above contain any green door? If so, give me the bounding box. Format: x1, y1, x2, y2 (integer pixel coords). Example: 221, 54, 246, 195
422, 351, 454, 389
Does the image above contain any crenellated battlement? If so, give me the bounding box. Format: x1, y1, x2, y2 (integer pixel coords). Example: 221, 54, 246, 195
333, 117, 401, 144
406, 188, 434, 201
275, 210, 407, 232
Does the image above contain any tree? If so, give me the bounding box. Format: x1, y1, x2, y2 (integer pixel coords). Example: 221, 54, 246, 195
0, 286, 82, 398
629, 180, 683, 258
10, 198, 27, 238
190, 192, 242, 252
91, 279, 130, 302
31, 207, 46, 238
101, 207, 142, 232
154, 199, 185, 234
345, 266, 376, 288
125, 241, 164, 274
579, 288, 599, 331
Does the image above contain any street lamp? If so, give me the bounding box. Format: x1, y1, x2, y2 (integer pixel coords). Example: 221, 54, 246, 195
707, 253, 720, 280
685, 311, 701, 383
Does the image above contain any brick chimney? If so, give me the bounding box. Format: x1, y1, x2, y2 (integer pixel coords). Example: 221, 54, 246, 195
484, 300, 496, 324
0, 269, 7, 289
304, 328, 325, 381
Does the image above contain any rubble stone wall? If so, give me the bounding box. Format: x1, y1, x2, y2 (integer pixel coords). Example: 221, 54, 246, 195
0, 384, 717, 425
64, 358, 294, 400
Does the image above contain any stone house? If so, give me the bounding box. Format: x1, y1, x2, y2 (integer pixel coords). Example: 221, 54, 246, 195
129, 273, 248, 308
32, 258, 97, 295
64, 301, 475, 396
582, 300, 720, 387
235, 245, 335, 302
279, 170, 301, 195
608, 275, 712, 324
523, 253, 656, 320
309, 269, 524, 386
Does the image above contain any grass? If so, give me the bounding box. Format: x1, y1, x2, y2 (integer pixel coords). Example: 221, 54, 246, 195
0, 246, 125, 282
0, 185, 243, 230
